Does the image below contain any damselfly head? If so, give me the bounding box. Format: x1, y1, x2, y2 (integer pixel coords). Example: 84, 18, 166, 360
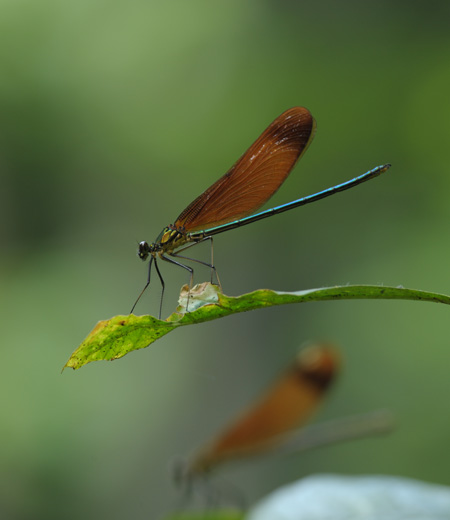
137, 241, 150, 260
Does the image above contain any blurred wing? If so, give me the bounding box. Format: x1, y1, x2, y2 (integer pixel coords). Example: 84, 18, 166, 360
175, 107, 316, 232
189, 343, 338, 474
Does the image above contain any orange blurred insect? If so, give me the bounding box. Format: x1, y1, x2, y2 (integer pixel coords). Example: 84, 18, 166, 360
175, 343, 391, 484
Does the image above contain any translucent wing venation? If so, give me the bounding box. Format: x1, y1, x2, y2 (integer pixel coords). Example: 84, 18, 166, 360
174, 107, 316, 232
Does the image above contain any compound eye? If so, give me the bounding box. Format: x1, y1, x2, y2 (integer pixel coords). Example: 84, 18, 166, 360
137, 241, 150, 260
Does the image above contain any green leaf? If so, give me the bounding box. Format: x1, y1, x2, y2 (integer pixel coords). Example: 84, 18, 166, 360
63, 283, 450, 370
162, 511, 244, 520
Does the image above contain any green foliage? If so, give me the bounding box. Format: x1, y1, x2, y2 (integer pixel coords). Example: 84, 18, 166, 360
163, 511, 243, 520
64, 283, 450, 370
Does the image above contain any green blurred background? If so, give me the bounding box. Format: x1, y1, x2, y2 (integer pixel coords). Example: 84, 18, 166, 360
1, 0, 450, 518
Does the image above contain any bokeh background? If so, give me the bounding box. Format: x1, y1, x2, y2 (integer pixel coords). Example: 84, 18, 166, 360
1, 1, 450, 518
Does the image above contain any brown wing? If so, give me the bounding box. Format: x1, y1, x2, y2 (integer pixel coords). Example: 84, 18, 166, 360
175, 107, 316, 232
189, 343, 338, 474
